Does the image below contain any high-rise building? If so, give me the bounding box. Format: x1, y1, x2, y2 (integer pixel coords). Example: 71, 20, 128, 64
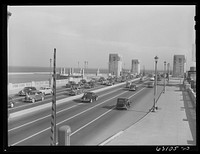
131, 59, 140, 75
108, 54, 123, 77
173, 55, 186, 77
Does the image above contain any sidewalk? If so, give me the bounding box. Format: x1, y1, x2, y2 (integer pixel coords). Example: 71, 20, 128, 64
104, 78, 196, 145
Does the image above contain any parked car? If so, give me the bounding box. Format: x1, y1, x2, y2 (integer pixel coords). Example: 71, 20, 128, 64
116, 97, 131, 110
129, 84, 137, 91
18, 87, 37, 96
24, 90, 45, 103
147, 82, 154, 88
81, 92, 98, 103
68, 88, 83, 96
39, 87, 52, 95
8, 96, 15, 108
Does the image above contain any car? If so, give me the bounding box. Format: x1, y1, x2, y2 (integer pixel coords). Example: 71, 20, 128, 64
129, 84, 137, 91
68, 88, 83, 96
24, 90, 45, 103
147, 82, 154, 88
116, 97, 131, 110
39, 87, 52, 95
8, 96, 15, 108
125, 81, 131, 88
106, 81, 114, 86
18, 87, 37, 96
81, 92, 98, 103
150, 77, 155, 81
84, 83, 92, 89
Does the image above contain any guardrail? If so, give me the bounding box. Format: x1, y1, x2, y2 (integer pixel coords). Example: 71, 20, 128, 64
187, 87, 196, 106
183, 81, 196, 105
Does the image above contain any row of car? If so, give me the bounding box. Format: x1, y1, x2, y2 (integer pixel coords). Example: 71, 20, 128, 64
8, 86, 53, 108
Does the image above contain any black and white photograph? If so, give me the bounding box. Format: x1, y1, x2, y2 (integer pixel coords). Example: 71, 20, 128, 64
5, 4, 196, 151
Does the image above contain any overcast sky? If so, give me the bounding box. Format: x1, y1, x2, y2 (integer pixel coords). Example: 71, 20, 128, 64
8, 5, 195, 70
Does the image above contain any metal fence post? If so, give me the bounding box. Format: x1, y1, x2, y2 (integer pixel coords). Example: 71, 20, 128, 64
58, 125, 71, 146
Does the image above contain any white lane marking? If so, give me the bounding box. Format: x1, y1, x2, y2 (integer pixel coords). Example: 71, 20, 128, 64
99, 131, 124, 146
10, 90, 128, 146
8, 87, 123, 132
8, 105, 78, 132
70, 107, 114, 136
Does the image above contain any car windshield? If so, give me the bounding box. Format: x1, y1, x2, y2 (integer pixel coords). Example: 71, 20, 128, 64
83, 92, 92, 97
117, 98, 127, 103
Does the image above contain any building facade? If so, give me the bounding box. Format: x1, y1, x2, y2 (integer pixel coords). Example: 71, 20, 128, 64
108, 54, 123, 77
173, 55, 186, 77
131, 59, 140, 75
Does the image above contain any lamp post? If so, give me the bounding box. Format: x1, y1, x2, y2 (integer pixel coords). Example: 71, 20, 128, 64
49, 58, 52, 87
163, 61, 166, 93
167, 63, 170, 82
152, 56, 158, 112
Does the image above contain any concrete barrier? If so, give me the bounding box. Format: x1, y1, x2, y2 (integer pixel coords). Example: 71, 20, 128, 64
9, 77, 142, 119
187, 87, 196, 105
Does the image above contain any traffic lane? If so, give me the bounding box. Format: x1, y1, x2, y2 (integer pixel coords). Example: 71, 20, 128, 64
8, 82, 145, 131
8, 84, 107, 112
8, 85, 149, 145
8, 80, 145, 146
71, 85, 164, 145
8, 85, 128, 142
8, 86, 130, 145
8, 82, 122, 112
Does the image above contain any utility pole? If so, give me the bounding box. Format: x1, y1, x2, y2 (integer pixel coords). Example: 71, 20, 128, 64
50, 48, 56, 146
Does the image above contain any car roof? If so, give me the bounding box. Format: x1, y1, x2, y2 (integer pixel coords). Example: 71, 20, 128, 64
117, 97, 129, 100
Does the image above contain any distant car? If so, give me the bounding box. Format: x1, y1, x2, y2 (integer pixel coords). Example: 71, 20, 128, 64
18, 87, 37, 96
68, 88, 83, 96
157, 77, 162, 81
8, 96, 15, 108
106, 81, 114, 86
24, 90, 45, 103
81, 92, 98, 103
125, 82, 131, 88
129, 84, 137, 91
39, 87, 52, 95
147, 82, 154, 88
150, 77, 155, 81
116, 97, 131, 110
84, 83, 92, 89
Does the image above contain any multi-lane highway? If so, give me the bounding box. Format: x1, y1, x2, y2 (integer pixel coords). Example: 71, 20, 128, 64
8, 79, 164, 146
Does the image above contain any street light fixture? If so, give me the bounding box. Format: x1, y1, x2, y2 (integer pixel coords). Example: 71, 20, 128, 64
152, 56, 158, 112
163, 61, 166, 93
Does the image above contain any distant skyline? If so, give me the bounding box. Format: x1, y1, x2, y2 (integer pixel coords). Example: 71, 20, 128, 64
8, 5, 195, 71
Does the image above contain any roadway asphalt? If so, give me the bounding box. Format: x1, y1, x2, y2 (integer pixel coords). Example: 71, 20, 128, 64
8, 79, 164, 146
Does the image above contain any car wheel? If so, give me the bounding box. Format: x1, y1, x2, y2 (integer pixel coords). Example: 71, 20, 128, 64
32, 99, 35, 103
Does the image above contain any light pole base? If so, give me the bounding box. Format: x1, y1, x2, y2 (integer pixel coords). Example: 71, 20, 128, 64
151, 106, 158, 112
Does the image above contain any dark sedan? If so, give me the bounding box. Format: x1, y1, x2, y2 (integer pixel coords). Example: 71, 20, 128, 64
18, 87, 37, 96
81, 92, 98, 103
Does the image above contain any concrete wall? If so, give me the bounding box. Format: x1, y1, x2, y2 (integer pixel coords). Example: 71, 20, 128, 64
8, 74, 108, 95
